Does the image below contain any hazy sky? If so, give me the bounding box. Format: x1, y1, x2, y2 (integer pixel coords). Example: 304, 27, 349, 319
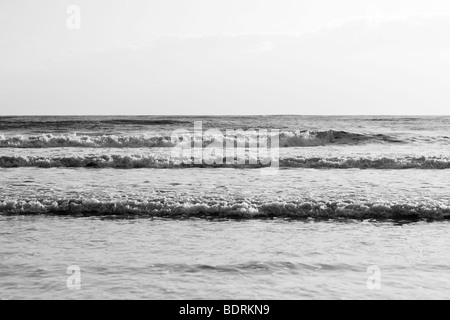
1, 0, 450, 115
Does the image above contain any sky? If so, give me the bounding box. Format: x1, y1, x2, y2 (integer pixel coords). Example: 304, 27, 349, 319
1, 0, 450, 115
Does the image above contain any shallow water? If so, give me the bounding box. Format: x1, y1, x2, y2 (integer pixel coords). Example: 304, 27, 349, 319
1, 217, 449, 300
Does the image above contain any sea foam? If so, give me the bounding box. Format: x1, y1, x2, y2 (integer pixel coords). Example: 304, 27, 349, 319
0, 130, 401, 148
1, 198, 449, 220
0, 154, 449, 169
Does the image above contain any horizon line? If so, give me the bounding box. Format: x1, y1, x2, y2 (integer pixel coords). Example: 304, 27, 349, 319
0, 114, 448, 117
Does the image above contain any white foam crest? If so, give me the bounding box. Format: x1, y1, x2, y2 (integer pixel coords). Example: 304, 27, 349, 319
1, 198, 449, 219
0, 155, 449, 169
0, 130, 399, 148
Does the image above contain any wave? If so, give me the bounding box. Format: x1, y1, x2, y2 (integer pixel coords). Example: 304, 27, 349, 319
280, 130, 402, 146
0, 155, 449, 169
0, 118, 190, 129
146, 261, 315, 273
368, 118, 422, 122
0, 134, 176, 148
0, 130, 402, 148
279, 156, 450, 169
0, 198, 449, 220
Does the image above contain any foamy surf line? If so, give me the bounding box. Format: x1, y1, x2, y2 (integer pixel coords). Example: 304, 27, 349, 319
1, 198, 449, 220
1, 155, 450, 169
0, 130, 402, 148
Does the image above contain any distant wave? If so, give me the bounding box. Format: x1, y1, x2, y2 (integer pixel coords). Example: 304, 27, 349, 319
0, 119, 191, 129
0, 130, 403, 148
0, 198, 449, 220
368, 118, 422, 122
0, 134, 176, 148
279, 130, 402, 146
0, 155, 449, 169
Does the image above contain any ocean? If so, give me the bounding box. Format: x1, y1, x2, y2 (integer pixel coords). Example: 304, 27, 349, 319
1, 115, 450, 299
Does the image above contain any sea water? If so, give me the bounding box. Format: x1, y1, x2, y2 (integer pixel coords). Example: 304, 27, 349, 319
0, 115, 449, 299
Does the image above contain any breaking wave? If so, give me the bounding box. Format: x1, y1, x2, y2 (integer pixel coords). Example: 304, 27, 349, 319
0, 155, 449, 169
0, 130, 402, 148
0, 198, 449, 220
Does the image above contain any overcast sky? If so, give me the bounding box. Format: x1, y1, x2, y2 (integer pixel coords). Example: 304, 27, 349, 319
1, 0, 450, 115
